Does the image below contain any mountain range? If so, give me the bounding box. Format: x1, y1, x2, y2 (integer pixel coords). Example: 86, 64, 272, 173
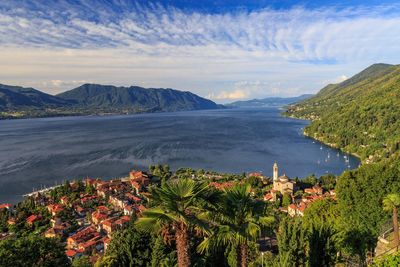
226, 94, 313, 108
285, 63, 400, 162
0, 83, 222, 119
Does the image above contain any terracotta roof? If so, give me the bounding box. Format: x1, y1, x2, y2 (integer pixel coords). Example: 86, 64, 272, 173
264, 193, 273, 201
26, 214, 40, 224
136, 205, 146, 212
75, 206, 85, 213
50, 204, 64, 213
66, 249, 78, 257
124, 205, 134, 211
209, 182, 235, 190
102, 219, 114, 228
0, 204, 12, 209
298, 202, 307, 212
121, 215, 130, 221
92, 212, 108, 221
115, 215, 131, 225
97, 206, 109, 213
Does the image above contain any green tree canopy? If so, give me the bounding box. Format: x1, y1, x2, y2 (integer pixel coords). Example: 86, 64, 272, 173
0, 235, 70, 267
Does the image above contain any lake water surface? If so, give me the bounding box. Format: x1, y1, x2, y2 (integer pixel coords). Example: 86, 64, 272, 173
0, 108, 359, 203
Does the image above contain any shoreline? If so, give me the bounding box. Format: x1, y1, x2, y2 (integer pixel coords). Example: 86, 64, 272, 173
0, 107, 226, 121
283, 110, 362, 165
1, 107, 359, 205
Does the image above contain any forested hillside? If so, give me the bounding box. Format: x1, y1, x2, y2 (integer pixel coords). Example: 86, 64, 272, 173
286, 63, 400, 162
0, 83, 221, 119
57, 84, 220, 112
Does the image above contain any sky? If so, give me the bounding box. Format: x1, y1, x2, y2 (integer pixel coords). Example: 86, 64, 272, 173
1, 0, 400, 103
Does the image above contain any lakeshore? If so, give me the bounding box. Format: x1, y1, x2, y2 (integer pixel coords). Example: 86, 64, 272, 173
0, 165, 338, 264
0, 108, 359, 204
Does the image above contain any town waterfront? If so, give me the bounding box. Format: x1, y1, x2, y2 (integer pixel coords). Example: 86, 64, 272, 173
0, 108, 359, 203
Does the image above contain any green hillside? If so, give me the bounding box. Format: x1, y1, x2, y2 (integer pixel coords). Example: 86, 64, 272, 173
57, 83, 221, 112
285, 63, 400, 162
0, 83, 222, 119
0, 84, 71, 111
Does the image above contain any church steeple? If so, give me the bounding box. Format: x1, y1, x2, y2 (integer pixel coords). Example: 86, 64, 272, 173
273, 162, 278, 182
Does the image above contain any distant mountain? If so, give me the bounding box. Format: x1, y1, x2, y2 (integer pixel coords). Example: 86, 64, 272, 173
227, 94, 313, 108
285, 63, 400, 162
57, 84, 220, 112
0, 83, 222, 119
0, 84, 71, 111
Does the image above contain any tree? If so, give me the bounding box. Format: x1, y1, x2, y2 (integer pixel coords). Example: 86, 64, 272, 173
307, 225, 338, 267
0, 235, 70, 267
72, 256, 91, 267
336, 160, 400, 262
276, 217, 307, 267
383, 193, 400, 250
136, 178, 218, 267
98, 226, 152, 267
151, 235, 172, 267
282, 193, 292, 207
198, 184, 274, 267
302, 199, 340, 231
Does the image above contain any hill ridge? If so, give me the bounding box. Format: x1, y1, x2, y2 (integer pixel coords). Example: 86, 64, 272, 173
0, 83, 222, 119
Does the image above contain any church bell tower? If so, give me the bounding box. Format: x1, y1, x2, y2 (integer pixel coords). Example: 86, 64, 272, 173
273, 162, 278, 182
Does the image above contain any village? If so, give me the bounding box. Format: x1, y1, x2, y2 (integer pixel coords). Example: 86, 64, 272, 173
0, 163, 337, 264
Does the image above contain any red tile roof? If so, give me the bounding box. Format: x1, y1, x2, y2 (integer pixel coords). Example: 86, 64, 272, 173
66, 249, 78, 257
26, 214, 40, 224
264, 193, 273, 201
209, 182, 235, 190
0, 204, 12, 209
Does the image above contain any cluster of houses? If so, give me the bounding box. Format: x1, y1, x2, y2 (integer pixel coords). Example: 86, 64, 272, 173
63, 170, 150, 261
1, 170, 152, 263
0, 163, 340, 264
263, 163, 336, 217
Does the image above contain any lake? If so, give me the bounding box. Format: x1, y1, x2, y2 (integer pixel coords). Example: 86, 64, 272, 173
0, 108, 359, 203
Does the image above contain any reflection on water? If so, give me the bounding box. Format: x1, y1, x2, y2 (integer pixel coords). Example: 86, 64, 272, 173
0, 108, 359, 203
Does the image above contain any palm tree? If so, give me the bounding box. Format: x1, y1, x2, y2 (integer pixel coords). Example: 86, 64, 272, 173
383, 193, 400, 250
198, 184, 274, 267
135, 178, 218, 267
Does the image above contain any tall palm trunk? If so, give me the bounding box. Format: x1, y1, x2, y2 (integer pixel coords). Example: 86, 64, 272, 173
238, 243, 248, 267
175, 222, 190, 267
393, 207, 399, 250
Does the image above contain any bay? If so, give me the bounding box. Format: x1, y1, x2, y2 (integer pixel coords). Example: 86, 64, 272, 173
0, 108, 359, 203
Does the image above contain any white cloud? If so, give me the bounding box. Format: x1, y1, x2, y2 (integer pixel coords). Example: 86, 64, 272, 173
321, 75, 349, 85
208, 90, 249, 100
0, 2, 400, 101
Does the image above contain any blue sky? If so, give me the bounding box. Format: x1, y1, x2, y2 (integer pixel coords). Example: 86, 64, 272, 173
1, 0, 400, 103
